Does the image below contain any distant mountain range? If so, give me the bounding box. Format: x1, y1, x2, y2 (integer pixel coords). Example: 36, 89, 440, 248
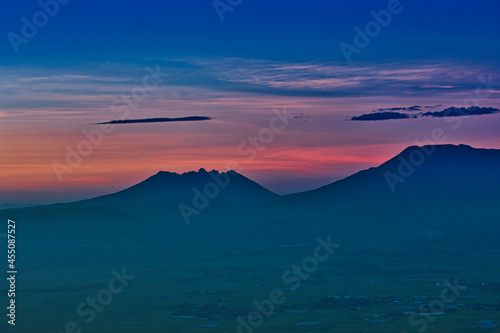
2, 144, 500, 242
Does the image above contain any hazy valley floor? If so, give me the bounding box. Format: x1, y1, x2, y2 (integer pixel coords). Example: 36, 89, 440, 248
5, 234, 500, 333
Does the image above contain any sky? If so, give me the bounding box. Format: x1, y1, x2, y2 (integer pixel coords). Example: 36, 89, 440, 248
1, 0, 500, 204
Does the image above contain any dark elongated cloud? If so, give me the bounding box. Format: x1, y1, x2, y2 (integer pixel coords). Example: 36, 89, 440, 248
421, 106, 499, 118
351, 106, 499, 121
95, 116, 212, 125
351, 112, 413, 121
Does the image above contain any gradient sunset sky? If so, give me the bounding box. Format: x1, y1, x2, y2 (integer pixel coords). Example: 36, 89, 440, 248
1, 0, 500, 204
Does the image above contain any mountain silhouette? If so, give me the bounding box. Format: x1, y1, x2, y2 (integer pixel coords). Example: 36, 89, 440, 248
2, 145, 500, 241
283, 144, 500, 240
290, 144, 500, 202
68, 168, 278, 226
0, 169, 278, 237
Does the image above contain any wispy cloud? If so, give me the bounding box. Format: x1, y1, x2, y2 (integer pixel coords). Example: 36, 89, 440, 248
94, 116, 212, 125
1, 59, 498, 111
186, 58, 495, 97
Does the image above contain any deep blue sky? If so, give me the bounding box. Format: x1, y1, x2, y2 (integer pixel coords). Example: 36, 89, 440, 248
1, 0, 499, 65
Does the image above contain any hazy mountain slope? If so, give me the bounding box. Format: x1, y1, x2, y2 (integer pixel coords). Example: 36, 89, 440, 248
16, 169, 279, 228
282, 144, 500, 239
